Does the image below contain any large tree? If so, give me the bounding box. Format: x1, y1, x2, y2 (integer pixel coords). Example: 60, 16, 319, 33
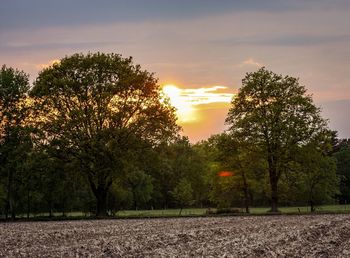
0, 65, 31, 219
226, 67, 329, 212
31, 53, 179, 216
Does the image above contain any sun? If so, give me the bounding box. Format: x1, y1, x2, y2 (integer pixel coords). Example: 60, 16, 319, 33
162, 83, 235, 124
162, 84, 197, 123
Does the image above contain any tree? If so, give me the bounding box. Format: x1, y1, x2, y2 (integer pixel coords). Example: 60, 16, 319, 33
216, 133, 266, 213
126, 168, 153, 210
0, 65, 31, 219
297, 144, 338, 212
226, 67, 329, 212
171, 178, 193, 215
333, 140, 350, 203
30, 53, 179, 216
202, 133, 265, 212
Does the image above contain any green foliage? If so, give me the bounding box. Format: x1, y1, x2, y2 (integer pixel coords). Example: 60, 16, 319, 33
126, 169, 153, 210
226, 67, 329, 212
208, 133, 267, 211
332, 141, 350, 203
0, 61, 346, 218
297, 145, 339, 211
0, 65, 31, 219
147, 136, 208, 209
171, 178, 193, 213
107, 180, 133, 213
30, 52, 179, 216
209, 173, 237, 208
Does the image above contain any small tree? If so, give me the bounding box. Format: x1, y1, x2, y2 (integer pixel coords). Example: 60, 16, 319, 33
172, 178, 193, 215
226, 68, 329, 212
298, 144, 339, 212
126, 169, 153, 210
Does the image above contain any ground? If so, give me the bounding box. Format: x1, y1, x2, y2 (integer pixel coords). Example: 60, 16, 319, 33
1, 214, 350, 257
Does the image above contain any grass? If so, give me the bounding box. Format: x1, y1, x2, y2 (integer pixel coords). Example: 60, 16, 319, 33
4, 204, 350, 221
115, 204, 350, 217
116, 208, 205, 217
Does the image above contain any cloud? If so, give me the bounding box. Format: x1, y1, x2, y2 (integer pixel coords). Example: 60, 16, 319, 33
163, 84, 235, 139
0, 0, 315, 31
36, 59, 60, 69
179, 86, 234, 105
240, 58, 263, 67
213, 34, 350, 48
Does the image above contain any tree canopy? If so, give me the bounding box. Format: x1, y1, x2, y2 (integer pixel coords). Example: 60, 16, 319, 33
30, 53, 179, 216
0, 59, 344, 219
0, 65, 31, 219
226, 67, 330, 212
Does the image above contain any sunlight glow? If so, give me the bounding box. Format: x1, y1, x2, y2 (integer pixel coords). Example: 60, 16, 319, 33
218, 171, 234, 177
162, 84, 234, 123
36, 59, 60, 69
163, 84, 195, 123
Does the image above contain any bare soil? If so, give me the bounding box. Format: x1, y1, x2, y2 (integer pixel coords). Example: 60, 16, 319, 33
1, 214, 350, 257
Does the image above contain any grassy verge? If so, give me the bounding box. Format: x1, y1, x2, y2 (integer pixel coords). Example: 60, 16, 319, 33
2, 205, 350, 221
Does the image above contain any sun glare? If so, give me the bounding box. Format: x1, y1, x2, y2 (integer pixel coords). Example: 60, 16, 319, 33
162, 84, 235, 124
163, 84, 196, 123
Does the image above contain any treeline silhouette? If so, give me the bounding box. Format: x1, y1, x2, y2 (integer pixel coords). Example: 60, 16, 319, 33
1, 53, 350, 219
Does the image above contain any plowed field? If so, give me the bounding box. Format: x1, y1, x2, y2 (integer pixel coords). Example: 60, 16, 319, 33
1, 214, 350, 257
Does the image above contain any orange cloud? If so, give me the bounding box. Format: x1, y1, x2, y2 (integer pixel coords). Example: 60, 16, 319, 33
36, 59, 60, 69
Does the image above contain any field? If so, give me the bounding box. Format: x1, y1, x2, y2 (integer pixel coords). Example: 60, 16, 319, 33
1, 214, 350, 257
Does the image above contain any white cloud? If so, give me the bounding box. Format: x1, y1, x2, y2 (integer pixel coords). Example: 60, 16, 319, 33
240, 58, 263, 67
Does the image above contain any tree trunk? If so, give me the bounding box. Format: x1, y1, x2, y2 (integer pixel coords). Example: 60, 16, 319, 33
89, 176, 112, 217
268, 158, 279, 213
241, 171, 250, 213
95, 186, 108, 217
310, 200, 315, 212
9, 189, 15, 220
132, 189, 138, 211
62, 199, 66, 217
49, 200, 53, 218
7, 170, 16, 220
270, 180, 278, 213
10, 203, 15, 220
27, 187, 31, 219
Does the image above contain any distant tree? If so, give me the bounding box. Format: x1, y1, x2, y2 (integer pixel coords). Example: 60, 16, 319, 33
218, 133, 265, 212
226, 68, 329, 212
30, 53, 179, 216
168, 137, 207, 207
0, 65, 31, 219
147, 137, 207, 209
171, 178, 193, 215
204, 133, 265, 212
333, 141, 350, 203
126, 168, 153, 210
297, 144, 339, 212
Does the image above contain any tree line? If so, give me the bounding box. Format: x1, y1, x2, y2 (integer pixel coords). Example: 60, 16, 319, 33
1, 53, 349, 218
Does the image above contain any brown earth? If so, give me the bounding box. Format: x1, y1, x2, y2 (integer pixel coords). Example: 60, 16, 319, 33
1, 214, 350, 257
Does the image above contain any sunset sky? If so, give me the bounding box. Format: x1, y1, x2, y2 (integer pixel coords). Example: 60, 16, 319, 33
1, 0, 350, 142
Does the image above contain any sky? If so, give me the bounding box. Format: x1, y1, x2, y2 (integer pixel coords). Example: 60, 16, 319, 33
1, 0, 350, 142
